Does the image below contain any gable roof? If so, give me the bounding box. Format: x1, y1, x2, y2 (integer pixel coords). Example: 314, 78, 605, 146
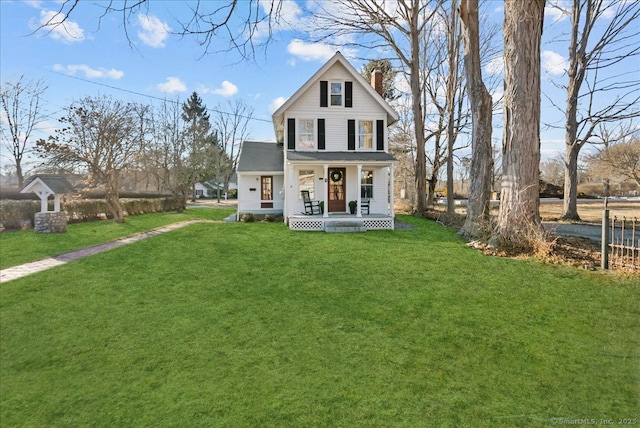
21, 175, 75, 195
236, 141, 284, 173
272, 51, 399, 142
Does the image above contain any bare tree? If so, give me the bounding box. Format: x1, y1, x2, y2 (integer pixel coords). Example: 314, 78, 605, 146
310, 0, 445, 214
35, 0, 287, 60
0, 76, 48, 188
147, 98, 190, 211
540, 155, 566, 186
458, 0, 493, 238
419, 1, 499, 209
36, 96, 146, 222
547, 0, 640, 220
444, 0, 462, 215
586, 120, 640, 191
587, 138, 640, 187
493, 0, 545, 248
212, 100, 253, 202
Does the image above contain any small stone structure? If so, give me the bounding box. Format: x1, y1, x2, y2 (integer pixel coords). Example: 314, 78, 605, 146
35, 211, 68, 233
20, 175, 75, 233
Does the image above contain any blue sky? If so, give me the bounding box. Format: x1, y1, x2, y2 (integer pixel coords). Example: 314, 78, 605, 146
1, 0, 638, 172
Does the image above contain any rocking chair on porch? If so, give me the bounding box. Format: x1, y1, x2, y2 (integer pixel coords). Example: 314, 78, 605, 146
301, 190, 322, 215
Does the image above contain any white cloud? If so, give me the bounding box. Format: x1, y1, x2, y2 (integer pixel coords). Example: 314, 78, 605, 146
251, 1, 303, 40
484, 56, 504, 76
33, 9, 84, 43
545, 1, 570, 23
269, 97, 287, 113
137, 14, 171, 48
213, 81, 238, 97
52, 64, 124, 79
542, 50, 568, 76
157, 77, 187, 93
287, 40, 337, 62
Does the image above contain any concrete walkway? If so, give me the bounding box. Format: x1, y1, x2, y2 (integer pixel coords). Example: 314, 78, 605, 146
0, 220, 208, 284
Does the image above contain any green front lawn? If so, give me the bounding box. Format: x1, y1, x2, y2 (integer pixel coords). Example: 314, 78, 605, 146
0, 208, 235, 269
1, 214, 638, 426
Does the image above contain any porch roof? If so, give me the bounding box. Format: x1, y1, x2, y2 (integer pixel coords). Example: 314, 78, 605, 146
286, 151, 397, 163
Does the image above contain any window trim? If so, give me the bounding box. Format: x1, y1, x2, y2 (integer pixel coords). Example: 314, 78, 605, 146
261, 176, 273, 201
357, 119, 375, 150
298, 169, 315, 200
361, 170, 374, 199
330, 81, 343, 106
297, 118, 315, 150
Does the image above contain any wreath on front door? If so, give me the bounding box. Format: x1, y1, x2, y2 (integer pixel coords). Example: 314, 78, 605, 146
330, 170, 343, 182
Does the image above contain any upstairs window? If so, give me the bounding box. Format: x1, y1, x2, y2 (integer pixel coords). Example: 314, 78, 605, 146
298, 119, 315, 149
330, 82, 342, 106
358, 120, 374, 149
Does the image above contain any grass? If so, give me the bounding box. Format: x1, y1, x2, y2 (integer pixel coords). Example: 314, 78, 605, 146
0, 208, 235, 269
1, 212, 638, 426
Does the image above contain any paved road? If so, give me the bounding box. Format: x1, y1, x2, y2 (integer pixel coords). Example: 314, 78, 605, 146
544, 222, 636, 243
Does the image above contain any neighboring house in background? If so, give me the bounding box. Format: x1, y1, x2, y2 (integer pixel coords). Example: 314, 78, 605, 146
236, 51, 399, 230
195, 175, 238, 199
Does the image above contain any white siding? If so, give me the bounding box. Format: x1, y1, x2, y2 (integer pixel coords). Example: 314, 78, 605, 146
237, 173, 284, 214
285, 61, 389, 152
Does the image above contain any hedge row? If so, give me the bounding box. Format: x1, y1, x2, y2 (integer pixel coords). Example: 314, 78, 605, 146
0, 189, 173, 200
0, 197, 182, 230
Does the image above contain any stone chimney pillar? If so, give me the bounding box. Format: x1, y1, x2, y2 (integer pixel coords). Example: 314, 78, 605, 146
371, 67, 383, 96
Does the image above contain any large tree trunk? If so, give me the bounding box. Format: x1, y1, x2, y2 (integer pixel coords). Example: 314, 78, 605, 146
445, 0, 459, 216
459, 0, 493, 239
493, 0, 545, 248
561, 0, 584, 221
105, 171, 126, 223
562, 142, 581, 220
410, 26, 428, 215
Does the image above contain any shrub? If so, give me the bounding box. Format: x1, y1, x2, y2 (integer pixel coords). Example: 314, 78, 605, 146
240, 213, 255, 223
0, 197, 182, 230
0, 200, 40, 230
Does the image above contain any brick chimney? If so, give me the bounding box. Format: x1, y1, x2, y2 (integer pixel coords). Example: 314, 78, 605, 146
371, 67, 383, 96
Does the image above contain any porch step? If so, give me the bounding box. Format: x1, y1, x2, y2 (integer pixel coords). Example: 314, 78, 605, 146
324, 220, 366, 233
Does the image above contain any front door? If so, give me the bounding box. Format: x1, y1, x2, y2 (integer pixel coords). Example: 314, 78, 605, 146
327, 168, 346, 212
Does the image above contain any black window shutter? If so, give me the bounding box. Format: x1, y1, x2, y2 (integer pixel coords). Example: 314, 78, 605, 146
348, 119, 355, 150
287, 118, 295, 150
376, 120, 384, 150
320, 81, 328, 107
318, 119, 325, 150
345, 81, 353, 108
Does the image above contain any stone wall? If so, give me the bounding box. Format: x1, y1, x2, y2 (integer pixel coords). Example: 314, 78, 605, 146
34, 212, 68, 233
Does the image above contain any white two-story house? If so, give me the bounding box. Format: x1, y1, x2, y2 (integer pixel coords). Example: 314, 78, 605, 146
237, 51, 399, 231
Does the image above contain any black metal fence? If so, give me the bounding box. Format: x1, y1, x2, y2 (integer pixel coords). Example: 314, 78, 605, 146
607, 216, 639, 270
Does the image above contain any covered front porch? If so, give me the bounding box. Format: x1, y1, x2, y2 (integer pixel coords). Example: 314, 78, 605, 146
284, 151, 397, 231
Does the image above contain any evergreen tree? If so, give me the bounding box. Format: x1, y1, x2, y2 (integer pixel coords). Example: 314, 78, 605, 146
181, 92, 218, 201
361, 59, 399, 102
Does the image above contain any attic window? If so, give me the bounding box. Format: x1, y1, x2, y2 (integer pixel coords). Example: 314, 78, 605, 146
330, 82, 342, 106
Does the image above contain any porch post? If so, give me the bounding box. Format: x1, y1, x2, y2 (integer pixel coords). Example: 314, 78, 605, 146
390, 164, 395, 229
356, 164, 362, 218
54, 195, 62, 212
323, 164, 329, 218
36, 190, 49, 213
